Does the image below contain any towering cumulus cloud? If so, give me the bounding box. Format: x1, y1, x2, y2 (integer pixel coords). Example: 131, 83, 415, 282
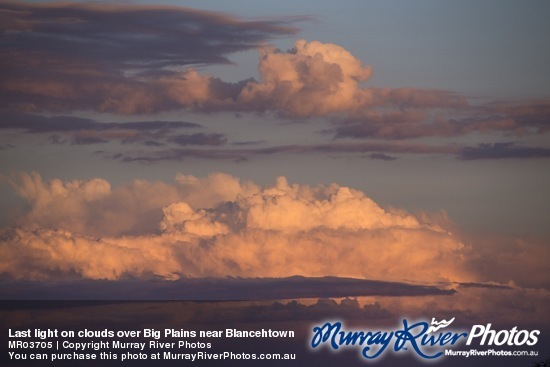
239, 40, 373, 116
162, 39, 374, 117
1, 0, 461, 118
1, 172, 473, 283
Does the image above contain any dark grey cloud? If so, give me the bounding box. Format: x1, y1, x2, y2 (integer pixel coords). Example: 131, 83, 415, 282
458, 142, 550, 160
0, 112, 201, 133
0, 112, 222, 146
456, 282, 513, 290
0, 2, 298, 71
120, 148, 248, 163
115, 140, 550, 163
142, 140, 164, 147
0, 276, 454, 300
232, 140, 267, 146
115, 141, 459, 163
367, 153, 397, 161
47, 134, 67, 145
1, 113, 102, 133
170, 133, 227, 147
332, 100, 550, 140
0, 1, 300, 112
72, 136, 108, 145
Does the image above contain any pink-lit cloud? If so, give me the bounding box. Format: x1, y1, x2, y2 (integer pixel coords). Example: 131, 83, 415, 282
331, 99, 550, 140
0, 1, 299, 113
2, 1, 548, 144
1, 172, 469, 283
2, 172, 548, 291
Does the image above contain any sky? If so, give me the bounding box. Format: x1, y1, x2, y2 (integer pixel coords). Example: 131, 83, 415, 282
0, 0, 549, 319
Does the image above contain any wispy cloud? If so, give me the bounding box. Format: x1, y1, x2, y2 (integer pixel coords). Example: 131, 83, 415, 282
0, 112, 200, 133
170, 133, 227, 147
2, 1, 548, 148
113, 141, 459, 163
0, 276, 453, 300
458, 142, 550, 160
110, 140, 550, 162
331, 100, 550, 140
0, 1, 300, 112
367, 153, 397, 161
0, 112, 231, 146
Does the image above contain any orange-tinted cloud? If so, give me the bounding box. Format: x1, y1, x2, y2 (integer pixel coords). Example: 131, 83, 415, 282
238, 40, 373, 116
0, 1, 299, 113
2, 171, 549, 297
156, 39, 373, 117
2, 172, 548, 289
5, 171, 256, 236
0, 1, 471, 118
2, 172, 472, 283
0, 173, 532, 294
3, 1, 548, 146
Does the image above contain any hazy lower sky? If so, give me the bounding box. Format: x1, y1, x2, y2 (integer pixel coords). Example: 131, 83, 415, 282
0, 1, 549, 290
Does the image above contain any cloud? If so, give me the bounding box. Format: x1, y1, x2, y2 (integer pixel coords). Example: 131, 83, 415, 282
236, 40, 374, 117
148, 39, 375, 117
158, 41, 469, 119
367, 153, 397, 161
8, 103, 546, 158
232, 140, 267, 146
1, 172, 472, 284
2, 0, 548, 147
119, 148, 248, 162
142, 140, 165, 147
1, 281, 548, 330
170, 133, 227, 147
0, 0, 465, 120
458, 142, 550, 160
113, 139, 550, 163
456, 282, 513, 290
0, 1, 299, 113
0, 276, 453, 300
0, 1, 297, 69
370, 88, 467, 109
0, 112, 201, 133
115, 141, 460, 163
0, 112, 237, 146
1, 172, 548, 296
331, 99, 550, 140
72, 135, 109, 145
482, 100, 550, 134
2, 222, 467, 282
5, 171, 256, 237
332, 110, 430, 140
460, 234, 550, 289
